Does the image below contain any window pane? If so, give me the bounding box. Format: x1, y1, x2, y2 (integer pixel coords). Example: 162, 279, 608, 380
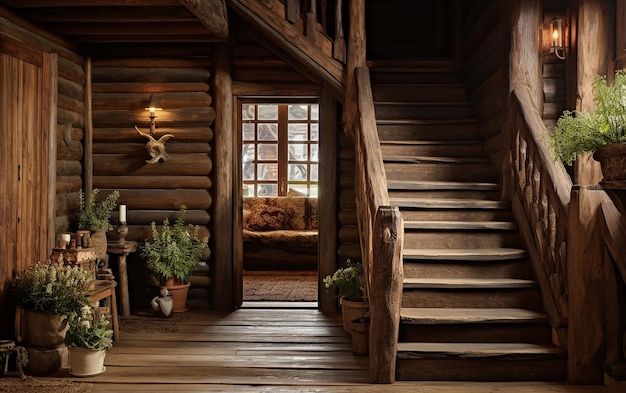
288, 184, 309, 196
288, 123, 308, 140
311, 104, 319, 120
242, 184, 254, 197
242, 104, 255, 120
242, 123, 255, 140
257, 163, 277, 181
311, 145, 319, 161
289, 163, 307, 180
258, 124, 278, 141
289, 143, 308, 161
311, 124, 319, 141
258, 104, 277, 120
311, 164, 318, 181
258, 184, 277, 196
258, 144, 278, 160
309, 185, 318, 198
288, 104, 308, 120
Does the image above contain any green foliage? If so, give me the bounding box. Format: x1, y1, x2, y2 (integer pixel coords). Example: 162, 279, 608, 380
141, 207, 209, 283
551, 69, 626, 165
65, 305, 113, 350
323, 259, 364, 302
78, 189, 120, 232
13, 262, 91, 315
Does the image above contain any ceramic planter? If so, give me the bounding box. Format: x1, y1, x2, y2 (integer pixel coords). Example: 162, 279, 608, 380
68, 347, 106, 377
593, 143, 626, 183
159, 280, 191, 313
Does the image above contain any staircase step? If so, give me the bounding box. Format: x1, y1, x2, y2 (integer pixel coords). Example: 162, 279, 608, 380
403, 278, 537, 290
387, 180, 499, 191
398, 342, 564, 357
376, 102, 474, 120
403, 257, 533, 280
405, 220, 517, 230
378, 122, 478, 141
404, 248, 528, 261
384, 155, 490, 164
381, 141, 485, 157
385, 162, 497, 182
373, 83, 468, 102
403, 232, 521, 249
391, 198, 510, 210
401, 209, 513, 222
400, 307, 547, 324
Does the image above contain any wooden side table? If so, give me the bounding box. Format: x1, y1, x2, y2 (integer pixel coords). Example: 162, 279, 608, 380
107, 241, 138, 317
87, 280, 119, 341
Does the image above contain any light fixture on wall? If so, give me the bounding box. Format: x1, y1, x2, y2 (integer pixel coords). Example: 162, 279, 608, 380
550, 16, 566, 60
135, 94, 174, 164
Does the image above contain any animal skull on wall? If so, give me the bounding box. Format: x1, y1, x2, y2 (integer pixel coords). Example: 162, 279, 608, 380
135, 126, 174, 164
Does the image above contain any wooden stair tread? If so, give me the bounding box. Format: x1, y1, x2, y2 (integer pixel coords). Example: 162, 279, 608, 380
403, 277, 537, 289
404, 221, 518, 230
400, 307, 548, 324
397, 342, 566, 357
380, 140, 482, 146
387, 180, 498, 191
384, 155, 490, 164
375, 101, 471, 106
403, 247, 528, 260
391, 197, 510, 209
377, 118, 477, 125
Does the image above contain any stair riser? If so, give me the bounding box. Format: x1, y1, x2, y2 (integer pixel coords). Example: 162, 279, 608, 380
376, 104, 473, 120
389, 190, 500, 199
399, 323, 552, 343
385, 163, 498, 182
373, 86, 467, 102
378, 124, 478, 141
371, 72, 463, 84
382, 144, 485, 157
403, 232, 522, 249
401, 289, 542, 309
403, 260, 533, 279
395, 358, 566, 381
401, 210, 513, 222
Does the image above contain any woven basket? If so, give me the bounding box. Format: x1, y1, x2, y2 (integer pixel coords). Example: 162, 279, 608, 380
90, 231, 108, 260
339, 297, 369, 334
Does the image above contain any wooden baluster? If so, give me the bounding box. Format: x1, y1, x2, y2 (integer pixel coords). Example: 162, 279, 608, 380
286, 0, 300, 23
333, 0, 346, 63
306, 0, 319, 44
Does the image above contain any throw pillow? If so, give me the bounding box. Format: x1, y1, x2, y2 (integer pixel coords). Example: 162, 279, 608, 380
246, 204, 286, 231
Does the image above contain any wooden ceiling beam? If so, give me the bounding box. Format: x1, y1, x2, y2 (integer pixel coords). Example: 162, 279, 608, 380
0, 0, 180, 7
22, 7, 197, 22
52, 22, 212, 36
82, 43, 212, 58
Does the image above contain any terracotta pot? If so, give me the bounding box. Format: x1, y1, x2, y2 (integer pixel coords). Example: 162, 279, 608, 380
339, 297, 369, 334
68, 347, 106, 377
593, 143, 626, 182
159, 281, 191, 313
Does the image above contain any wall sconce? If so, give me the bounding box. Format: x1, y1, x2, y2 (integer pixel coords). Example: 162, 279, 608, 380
550, 16, 566, 60
135, 94, 174, 164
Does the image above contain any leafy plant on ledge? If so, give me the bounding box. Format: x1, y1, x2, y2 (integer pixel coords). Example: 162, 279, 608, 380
78, 189, 120, 232
550, 69, 626, 165
323, 259, 365, 302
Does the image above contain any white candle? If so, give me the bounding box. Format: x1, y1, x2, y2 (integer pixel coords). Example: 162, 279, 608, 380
119, 204, 127, 224
61, 233, 71, 242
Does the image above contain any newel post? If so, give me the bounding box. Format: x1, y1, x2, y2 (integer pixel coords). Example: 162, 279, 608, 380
370, 206, 404, 383
567, 185, 606, 384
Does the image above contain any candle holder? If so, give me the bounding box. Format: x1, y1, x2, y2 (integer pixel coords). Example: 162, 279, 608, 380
117, 222, 128, 245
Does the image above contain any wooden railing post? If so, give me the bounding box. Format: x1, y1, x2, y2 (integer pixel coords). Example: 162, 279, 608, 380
567, 185, 606, 384
333, 0, 346, 62
305, 0, 319, 44
370, 206, 403, 384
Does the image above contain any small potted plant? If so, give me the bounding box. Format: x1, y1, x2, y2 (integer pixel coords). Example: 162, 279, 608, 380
323, 259, 368, 334
78, 189, 120, 259
141, 206, 208, 313
12, 262, 92, 375
550, 69, 626, 181
65, 305, 114, 377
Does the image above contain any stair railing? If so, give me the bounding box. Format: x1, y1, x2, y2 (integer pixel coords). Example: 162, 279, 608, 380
506, 85, 572, 328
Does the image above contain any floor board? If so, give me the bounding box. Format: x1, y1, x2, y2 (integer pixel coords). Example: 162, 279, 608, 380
43, 306, 624, 392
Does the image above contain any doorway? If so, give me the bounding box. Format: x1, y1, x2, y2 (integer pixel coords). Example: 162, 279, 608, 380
238, 100, 319, 305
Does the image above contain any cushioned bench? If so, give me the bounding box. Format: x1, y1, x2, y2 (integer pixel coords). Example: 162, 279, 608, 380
243, 196, 318, 270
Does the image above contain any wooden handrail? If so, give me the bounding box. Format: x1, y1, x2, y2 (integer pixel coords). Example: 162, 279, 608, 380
507, 85, 572, 327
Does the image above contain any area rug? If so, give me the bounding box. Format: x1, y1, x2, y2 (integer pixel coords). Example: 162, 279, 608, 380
0, 378, 91, 393
243, 270, 317, 301
119, 311, 189, 334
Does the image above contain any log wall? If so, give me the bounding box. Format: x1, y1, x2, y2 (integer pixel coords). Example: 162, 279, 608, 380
460, 0, 507, 167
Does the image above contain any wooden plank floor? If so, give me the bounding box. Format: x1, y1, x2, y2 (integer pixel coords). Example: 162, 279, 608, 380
54, 302, 623, 392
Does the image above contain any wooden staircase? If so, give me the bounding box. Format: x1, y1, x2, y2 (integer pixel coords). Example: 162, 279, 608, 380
371, 62, 567, 381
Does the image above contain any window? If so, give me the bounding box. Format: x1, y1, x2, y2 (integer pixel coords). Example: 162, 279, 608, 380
241, 102, 319, 197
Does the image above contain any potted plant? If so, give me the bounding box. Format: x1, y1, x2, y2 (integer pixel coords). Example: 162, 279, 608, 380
12, 262, 92, 375
550, 69, 626, 181
65, 305, 113, 377
323, 259, 369, 334
78, 189, 120, 259
141, 206, 208, 313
